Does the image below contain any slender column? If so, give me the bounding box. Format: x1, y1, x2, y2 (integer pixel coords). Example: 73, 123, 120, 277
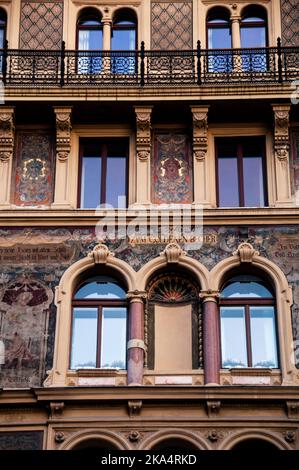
272, 104, 292, 205
134, 106, 153, 205
0, 107, 15, 208
126, 291, 147, 386
190, 106, 210, 206
231, 16, 241, 49
102, 18, 112, 51
52, 107, 72, 209
200, 291, 220, 385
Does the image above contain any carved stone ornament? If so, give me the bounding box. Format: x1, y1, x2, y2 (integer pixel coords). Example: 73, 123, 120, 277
127, 290, 147, 301
49, 402, 65, 417
0, 108, 15, 164
206, 400, 221, 417
233, 242, 260, 263
128, 400, 142, 417
205, 430, 224, 442
191, 106, 209, 164
272, 104, 291, 163
161, 242, 187, 263
135, 107, 153, 162
55, 431, 65, 443
283, 430, 296, 443
128, 430, 141, 442
89, 244, 114, 264
53, 107, 72, 163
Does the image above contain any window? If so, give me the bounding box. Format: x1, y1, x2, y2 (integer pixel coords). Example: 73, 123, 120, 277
220, 275, 279, 369
240, 6, 267, 72
71, 275, 127, 369
207, 7, 232, 73
111, 9, 137, 74
77, 9, 103, 74
0, 8, 7, 71
216, 137, 267, 207
79, 138, 128, 209
146, 272, 202, 370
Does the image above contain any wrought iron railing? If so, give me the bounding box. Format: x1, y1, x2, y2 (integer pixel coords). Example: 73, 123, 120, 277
0, 39, 298, 87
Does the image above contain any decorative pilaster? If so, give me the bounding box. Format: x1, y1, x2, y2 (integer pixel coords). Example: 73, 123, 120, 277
0, 107, 15, 208
231, 15, 241, 49
190, 106, 209, 205
200, 290, 220, 385
126, 290, 147, 386
272, 104, 292, 204
52, 107, 72, 208
134, 106, 153, 204
102, 8, 112, 50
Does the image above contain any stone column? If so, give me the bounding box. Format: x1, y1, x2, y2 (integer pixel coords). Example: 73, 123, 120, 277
52, 107, 72, 209
102, 10, 112, 73
200, 291, 220, 385
231, 16, 241, 49
190, 106, 210, 206
127, 290, 147, 386
134, 106, 153, 205
272, 104, 292, 205
0, 107, 15, 208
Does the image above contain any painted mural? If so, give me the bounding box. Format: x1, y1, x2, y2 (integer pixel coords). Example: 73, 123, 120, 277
152, 133, 193, 204
0, 225, 298, 388
291, 128, 299, 202
13, 132, 55, 207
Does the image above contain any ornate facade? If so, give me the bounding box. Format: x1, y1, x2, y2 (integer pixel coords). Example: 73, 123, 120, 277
0, 0, 299, 451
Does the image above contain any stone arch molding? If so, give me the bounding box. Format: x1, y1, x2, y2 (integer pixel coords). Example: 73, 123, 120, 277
140, 428, 211, 450
45, 242, 298, 387
59, 429, 130, 450
218, 429, 291, 450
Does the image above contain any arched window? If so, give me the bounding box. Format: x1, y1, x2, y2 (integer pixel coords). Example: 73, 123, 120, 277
76, 9, 102, 74
220, 275, 278, 369
0, 8, 7, 49
240, 6, 267, 48
206, 7, 232, 73
111, 9, 137, 74
71, 275, 127, 370
146, 271, 202, 370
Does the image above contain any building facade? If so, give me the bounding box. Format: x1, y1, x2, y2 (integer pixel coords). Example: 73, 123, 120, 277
0, 0, 299, 451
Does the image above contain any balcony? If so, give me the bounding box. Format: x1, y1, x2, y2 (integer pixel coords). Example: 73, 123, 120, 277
0, 40, 298, 89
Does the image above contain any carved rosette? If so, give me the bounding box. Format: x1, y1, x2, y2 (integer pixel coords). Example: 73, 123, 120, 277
135, 107, 153, 163
0, 108, 15, 164
190, 106, 209, 162
272, 104, 291, 163
53, 107, 72, 163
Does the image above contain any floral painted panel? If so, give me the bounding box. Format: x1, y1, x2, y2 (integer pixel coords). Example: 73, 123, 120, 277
152, 133, 193, 204
13, 132, 55, 206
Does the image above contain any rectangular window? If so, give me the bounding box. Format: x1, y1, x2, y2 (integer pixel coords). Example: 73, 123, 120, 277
79, 138, 128, 209
71, 307, 98, 369
220, 306, 248, 368
216, 137, 267, 207
250, 306, 278, 368
101, 307, 127, 369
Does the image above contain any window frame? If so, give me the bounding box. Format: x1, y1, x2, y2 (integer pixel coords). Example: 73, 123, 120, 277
219, 281, 279, 369
77, 137, 129, 209
240, 10, 268, 49
215, 137, 268, 208
111, 11, 137, 51
76, 10, 103, 51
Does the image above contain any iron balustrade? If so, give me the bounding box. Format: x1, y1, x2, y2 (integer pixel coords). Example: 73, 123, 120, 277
0, 39, 298, 87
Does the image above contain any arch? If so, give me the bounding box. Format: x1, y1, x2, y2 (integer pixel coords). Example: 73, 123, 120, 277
219, 429, 291, 450
210, 243, 296, 385
112, 7, 137, 25
136, 244, 209, 291
77, 7, 102, 24
206, 5, 231, 23
240, 4, 268, 21
44, 245, 136, 387
140, 429, 210, 450
60, 429, 130, 450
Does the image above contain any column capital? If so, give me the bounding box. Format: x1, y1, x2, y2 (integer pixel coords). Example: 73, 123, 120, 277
127, 290, 148, 302
230, 15, 241, 22
199, 290, 220, 303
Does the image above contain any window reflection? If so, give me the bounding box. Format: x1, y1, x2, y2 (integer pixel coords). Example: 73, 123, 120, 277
240, 7, 268, 72
111, 10, 137, 74
77, 9, 103, 74
207, 7, 232, 73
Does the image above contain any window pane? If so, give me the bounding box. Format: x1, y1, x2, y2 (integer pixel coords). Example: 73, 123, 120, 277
0, 29, 4, 48
111, 29, 136, 51
241, 26, 266, 48
221, 307, 248, 368
71, 308, 98, 369
75, 276, 126, 299
106, 157, 127, 208
250, 306, 278, 368
101, 307, 127, 369
78, 29, 102, 50
243, 156, 265, 206
208, 27, 231, 49
218, 157, 239, 207
80, 156, 101, 208
221, 279, 273, 298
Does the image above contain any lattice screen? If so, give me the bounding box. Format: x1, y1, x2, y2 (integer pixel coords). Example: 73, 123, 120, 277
280, 0, 299, 46
19, 1, 63, 50
151, 1, 193, 50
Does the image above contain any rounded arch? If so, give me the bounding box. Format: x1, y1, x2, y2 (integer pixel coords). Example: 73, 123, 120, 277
219, 429, 290, 450
136, 249, 209, 292
210, 244, 296, 385
140, 429, 210, 451
112, 7, 137, 24
60, 429, 130, 450
206, 5, 231, 22
77, 6, 102, 24
240, 4, 268, 21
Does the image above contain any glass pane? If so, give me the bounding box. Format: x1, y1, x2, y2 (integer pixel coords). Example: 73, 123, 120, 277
221, 279, 273, 298
208, 27, 231, 49
75, 276, 126, 299
218, 157, 239, 207
106, 157, 127, 208
71, 308, 98, 369
250, 306, 278, 368
80, 156, 101, 208
243, 157, 265, 206
101, 307, 127, 368
221, 307, 248, 368
111, 29, 136, 51
0, 29, 4, 48
78, 29, 102, 50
